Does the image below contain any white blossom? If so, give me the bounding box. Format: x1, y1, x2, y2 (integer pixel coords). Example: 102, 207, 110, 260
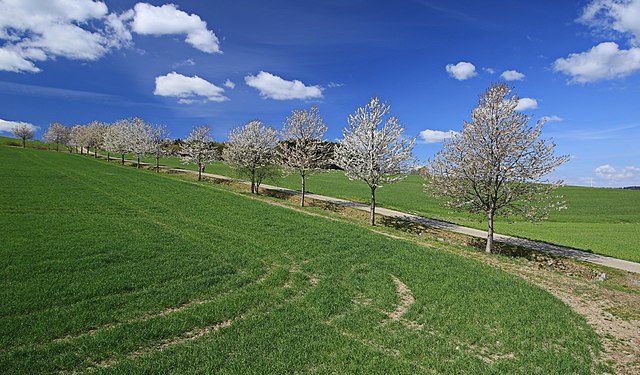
11, 123, 35, 148
277, 106, 331, 206
425, 83, 569, 253
223, 120, 279, 194
180, 125, 218, 180
334, 97, 415, 225
103, 119, 132, 164
42, 122, 70, 152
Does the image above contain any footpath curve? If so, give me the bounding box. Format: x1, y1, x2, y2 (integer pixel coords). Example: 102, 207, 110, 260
102, 154, 640, 274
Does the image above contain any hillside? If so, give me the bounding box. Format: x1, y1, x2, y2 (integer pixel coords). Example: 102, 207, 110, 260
0, 146, 603, 373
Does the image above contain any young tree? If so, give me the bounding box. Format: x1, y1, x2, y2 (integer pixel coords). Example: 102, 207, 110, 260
149, 124, 171, 172
277, 106, 331, 206
103, 120, 131, 164
127, 117, 152, 168
223, 120, 279, 194
43, 122, 70, 152
11, 123, 35, 148
86, 121, 107, 158
180, 125, 218, 180
424, 83, 569, 253
69, 125, 84, 154
334, 97, 415, 225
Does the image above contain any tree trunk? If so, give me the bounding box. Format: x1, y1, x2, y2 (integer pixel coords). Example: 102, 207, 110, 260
121, 154, 124, 165
137, 156, 140, 169
198, 163, 202, 181
94, 148, 97, 158
22, 137, 26, 148
300, 174, 306, 207
56, 143, 59, 152
156, 156, 160, 172
486, 211, 495, 253
370, 187, 376, 226
107, 152, 110, 161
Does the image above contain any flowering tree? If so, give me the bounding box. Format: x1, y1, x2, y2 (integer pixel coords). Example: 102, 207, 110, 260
86, 121, 107, 158
180, 125, 218, 180
127, 117, 153, 168
334, 97, 415, 225
11, 123, 35, 148
43, 122, 70, 152
424, 83, 569, 253
103, 120, 131, 164
69, 125, 90, 155
277, 106, 331, 206
149, 124, 171, 172
223, 120, 279, 194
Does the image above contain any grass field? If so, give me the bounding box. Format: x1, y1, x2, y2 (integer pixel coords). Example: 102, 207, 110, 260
0, 146, 603, 373
130, 153, 640, 263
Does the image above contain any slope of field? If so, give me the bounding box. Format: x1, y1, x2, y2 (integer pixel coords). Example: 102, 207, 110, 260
138, 155, 639, 263
0, 147, 602, 373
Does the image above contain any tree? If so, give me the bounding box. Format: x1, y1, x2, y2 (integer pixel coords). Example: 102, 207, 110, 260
11, 123, 35, 148
127, 117, 152, 168
69, 125, 85, 154
103, 120, 131, 164
277, 106, 331, 206
180, 125, 218, 181
334, 97, 415, 225
424, 83, 569, 253
149, 124, 171, 172
43, 122, 69, 152
223, 120, 279, 194
86, 121, 107, 158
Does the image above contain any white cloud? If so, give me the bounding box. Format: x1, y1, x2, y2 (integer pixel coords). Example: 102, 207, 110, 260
553, 42, 640, 83
579, 0, 640, 44
154, 72, 228, 103
223, 79, 235, 89
244, 71, 323, 100
418, 129, 458, 144
515, 98, 538, 111
540, 115, 563, 123
0, 1, 220, 73
483, 67, 495, 74
445, 61, 477, 80
131, 3, 220, 53
500, 69, 525, 81
595, 164, 640, 179
0, 118, 37, 133
328, 81, 345, 88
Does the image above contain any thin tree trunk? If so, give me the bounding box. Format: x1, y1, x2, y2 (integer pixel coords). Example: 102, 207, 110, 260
94, 148, 97, 158
370, 187, 376, 226
107, 152, 110, 161
121, 154, 124, 165
56, 143, 59, 152
198, 163, 202, 180
486, 211, 494, 253
301, 174, 306, 207
156, 156, 160, 172
22, 138, 26, 148
137, 156, 140, 168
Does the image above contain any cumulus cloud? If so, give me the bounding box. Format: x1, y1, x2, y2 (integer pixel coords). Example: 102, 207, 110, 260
418, 129, 458, 144
154, 72, 228, 103
131, 3, 220, 53
500, 69, 525, 81
445, 61, 477, 80
540, 115, 563, 123
0, 118, 38, 133
244, 71, 323, 100
0, 1, 221, 73
579, 0, 640, 44
553, 42, 640, 83
595, 164, 640, 179
515, 98, 538, 111
223, 79, 235, 89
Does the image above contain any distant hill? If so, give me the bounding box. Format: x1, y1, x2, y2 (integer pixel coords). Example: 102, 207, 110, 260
623, 186, 640, 190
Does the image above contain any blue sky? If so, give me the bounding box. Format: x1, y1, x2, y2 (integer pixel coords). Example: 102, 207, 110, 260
1, 0, 639, 187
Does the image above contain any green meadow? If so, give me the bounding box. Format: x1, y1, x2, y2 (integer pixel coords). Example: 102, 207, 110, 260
130, 152, 640, 263
0, 146, 603, 373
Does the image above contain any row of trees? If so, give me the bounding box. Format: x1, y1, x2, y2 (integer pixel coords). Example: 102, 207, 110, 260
36, 83, 567, 253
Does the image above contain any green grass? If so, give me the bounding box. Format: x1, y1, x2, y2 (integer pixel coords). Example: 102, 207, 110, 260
0, 146, 603, 373
134, 155, 639, 263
